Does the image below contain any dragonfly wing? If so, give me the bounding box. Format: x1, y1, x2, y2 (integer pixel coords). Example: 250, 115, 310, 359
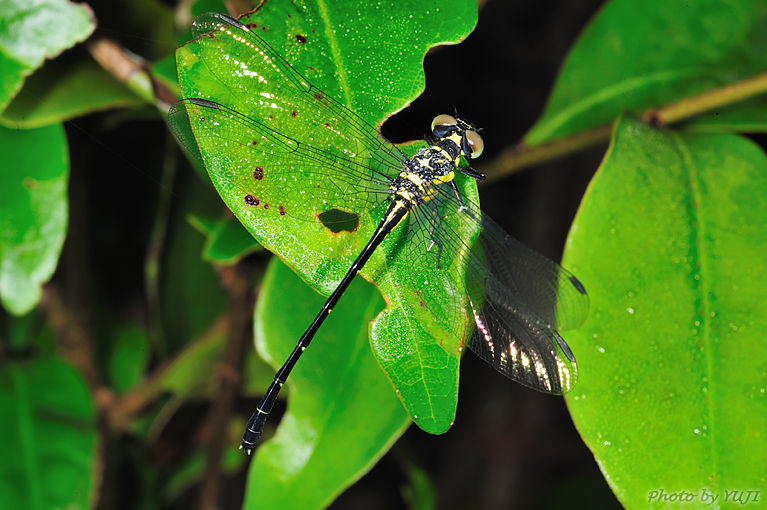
169, 98, 394, 216
168, 12, 418, 292
183, 12, 407, 180
407, 181, 588, 394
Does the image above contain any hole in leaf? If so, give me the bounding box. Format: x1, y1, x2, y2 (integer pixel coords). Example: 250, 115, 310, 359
318, 208, 359, 233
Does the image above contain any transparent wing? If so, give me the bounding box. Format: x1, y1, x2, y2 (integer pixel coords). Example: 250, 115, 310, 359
169, 13, 589, 394
168, 98, 395, 221
179, 12, 408, 183
406, 180, 589, 394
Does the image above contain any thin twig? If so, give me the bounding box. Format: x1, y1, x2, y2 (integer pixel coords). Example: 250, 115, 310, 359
198, 263, 256, 510
479, 124, 613, 184
478, 70, 767, 182
144, 132, 178, 360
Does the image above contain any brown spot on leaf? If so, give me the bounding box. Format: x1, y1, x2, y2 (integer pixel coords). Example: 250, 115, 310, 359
253, 167, 264, 180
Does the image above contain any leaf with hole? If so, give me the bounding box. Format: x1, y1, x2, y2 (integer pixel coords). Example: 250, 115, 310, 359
170, 1, 479, 437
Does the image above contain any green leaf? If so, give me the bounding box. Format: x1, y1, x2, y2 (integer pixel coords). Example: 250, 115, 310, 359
109, 324, 150, 393
188, 213, 262, 265
0, 357, 97, 510
151, 0, 230, 90
564, 115, 767, 508
156, 317, 271, 398
0, 307, 41, 350
685, 95, 767, 134
173, 1, 477, 433
400, 459, 437, 510
0, 54, 144, 129
0, 123, 68, 316
0, 0, 95, 111
526, 0, 767, 145
246, 257, 410, 510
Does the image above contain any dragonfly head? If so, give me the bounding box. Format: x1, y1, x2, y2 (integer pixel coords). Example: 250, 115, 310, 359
430, 114, 484, 160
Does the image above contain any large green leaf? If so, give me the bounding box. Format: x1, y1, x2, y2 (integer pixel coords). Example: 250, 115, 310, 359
526, 0, 767, 145
246, 257, 410, 510
564, 115, 767, 508
0, 357, 97, 510
0, 0, 95, 111
0, 123, 69, 315
173, 1, 477, 433
0, 56, 144, 129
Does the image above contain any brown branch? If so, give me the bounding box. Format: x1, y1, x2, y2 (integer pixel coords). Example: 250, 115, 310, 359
479, 70, 767, 182
41, 159, 99, 389
642, 71, 767, 126
87, 38, 178, 107
40, 284, 100, 389
479, 124, 613, 185
198, 263, 256, 510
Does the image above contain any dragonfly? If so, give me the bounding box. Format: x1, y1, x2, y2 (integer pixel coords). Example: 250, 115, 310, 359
168, 12, 589, 453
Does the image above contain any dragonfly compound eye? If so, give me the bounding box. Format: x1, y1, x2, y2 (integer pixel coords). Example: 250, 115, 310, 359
431, 114, 458, 137
464, 129, 484, 159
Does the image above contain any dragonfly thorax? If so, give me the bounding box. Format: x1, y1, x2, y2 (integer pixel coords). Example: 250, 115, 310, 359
392, 143, 462, 207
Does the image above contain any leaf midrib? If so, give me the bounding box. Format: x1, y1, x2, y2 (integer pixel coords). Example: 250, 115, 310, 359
673, 132, 718, 493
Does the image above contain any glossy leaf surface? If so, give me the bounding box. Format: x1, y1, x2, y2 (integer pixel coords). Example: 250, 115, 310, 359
564, 115, 767, 508
246, 257, 410, 510
173, 1, 477, 433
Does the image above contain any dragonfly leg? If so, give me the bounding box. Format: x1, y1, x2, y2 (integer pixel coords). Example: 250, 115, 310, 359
458, 165, 486, 181
449, 180, 470, 213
